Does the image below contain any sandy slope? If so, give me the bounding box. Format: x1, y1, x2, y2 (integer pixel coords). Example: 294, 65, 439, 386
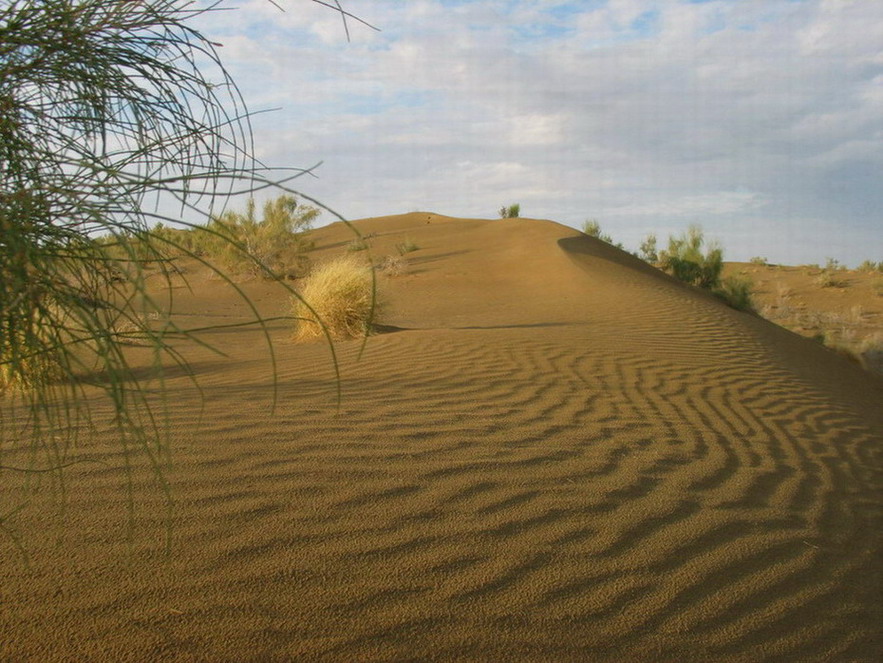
1, 213, 881, 662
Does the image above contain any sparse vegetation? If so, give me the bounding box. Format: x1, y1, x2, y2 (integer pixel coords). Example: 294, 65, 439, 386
857, 260, 881, 273
816, 269, 845, 288
639, 234, 658, 263
347, 238, 369, 252
714, 275, 755, 312
581, 219, 623, 249
750, 256, 769, 266
396, 239, 420, 255
658, 225, 723, 290
499, 203, 521, 218
825, 257, 846, 272
293, 256, 379, 341
377, 255, 408, 276
200, 195, 318, 278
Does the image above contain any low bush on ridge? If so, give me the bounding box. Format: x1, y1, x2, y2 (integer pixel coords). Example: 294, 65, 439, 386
658, 225, 723, 290
714, 275, 754, 312
582, 219, 624, 249
499, 203, 520, 218
292, 255, 379, 341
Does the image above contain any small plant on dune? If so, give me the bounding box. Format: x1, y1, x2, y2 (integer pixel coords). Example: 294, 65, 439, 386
582, 219, 602, 237
857, 260, 881, 273
396, 239, 419, 255
581, 219, 624, 249
750, 256, 769, 266
377, 254, 408, 277
713, 275, 755, 312
658, 225, 723, 290
499, 203, 521, 218
292, 256, 379, 341
825, 257, 846, 272
347, 238, 369, 252
638, 233, 658, 263
816, 270, 844, 288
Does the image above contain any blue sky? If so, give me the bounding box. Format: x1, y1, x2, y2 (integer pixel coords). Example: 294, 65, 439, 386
194, 0, 882, 266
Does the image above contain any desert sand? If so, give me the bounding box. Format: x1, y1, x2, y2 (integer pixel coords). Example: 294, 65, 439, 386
1, 213, 881, 661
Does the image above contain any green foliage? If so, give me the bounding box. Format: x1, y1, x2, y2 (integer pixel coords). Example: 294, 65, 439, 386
581, 219, 623, 249
816, 269, 845, 288
857, 260, 881, 272
582, 219, 602, 237
347, 238, 369, 252
713, 275, 755, 312
0, 0, 356, 547
750, 256, 769, 266
658, 225, 723, 289
396, 239, 419, 255
825, 257, 845, 272
203, 195, 318, 278
499, 203, 521, 218
639, 234, 658, 263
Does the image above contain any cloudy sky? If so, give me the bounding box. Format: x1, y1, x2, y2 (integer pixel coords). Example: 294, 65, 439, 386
196, 0, 882, 266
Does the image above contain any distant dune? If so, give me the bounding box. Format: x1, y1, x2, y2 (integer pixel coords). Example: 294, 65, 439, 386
2, 213, 881, 662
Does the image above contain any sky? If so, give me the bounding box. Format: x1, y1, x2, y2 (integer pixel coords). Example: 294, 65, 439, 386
193, 0, 882, 266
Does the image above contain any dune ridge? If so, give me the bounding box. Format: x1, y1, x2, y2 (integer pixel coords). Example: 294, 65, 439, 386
1, 213, 881, 661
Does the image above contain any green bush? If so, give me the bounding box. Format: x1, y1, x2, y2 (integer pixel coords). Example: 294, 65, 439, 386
201, 195, 317, 278
499, 203, 520, 218
582, 219, 602, 237
581, 219, 623, 248
714, 275, 755, 312
396, 238, 419, 255
639, 234, 658, 263
749, 256, 769, 266
658, 225, 723, 289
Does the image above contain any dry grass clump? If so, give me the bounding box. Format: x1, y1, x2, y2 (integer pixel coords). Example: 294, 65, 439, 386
377, 254, 408, 276
292, 255, 378, 341
347, 238, 369, 252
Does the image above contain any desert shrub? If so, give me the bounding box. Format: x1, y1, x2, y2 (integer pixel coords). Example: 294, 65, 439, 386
377, 255, 408, 276
582, 219, 602, 237
499, 203, 520, 218
347, 238, 369, 252
639, 234, 658, 263
825, 257, 845, 271
816, 270, 844, 288
857, 260, 881, 272
293, 256, 379, 341
658, 225, 723, 289
581, 219, 623, 248
750, 256, 769, 266
201, 195, 317, 278
714, 275, 755, 312
396, 239, 419, 255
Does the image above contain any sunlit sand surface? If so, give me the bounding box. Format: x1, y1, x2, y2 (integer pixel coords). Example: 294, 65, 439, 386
2, 214, 881, 661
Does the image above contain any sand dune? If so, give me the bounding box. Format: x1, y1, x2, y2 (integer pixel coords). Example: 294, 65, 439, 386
2, 213, 881, 661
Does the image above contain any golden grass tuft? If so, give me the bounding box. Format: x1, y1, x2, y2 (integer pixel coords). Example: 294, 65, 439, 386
292, 255, 379, 341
